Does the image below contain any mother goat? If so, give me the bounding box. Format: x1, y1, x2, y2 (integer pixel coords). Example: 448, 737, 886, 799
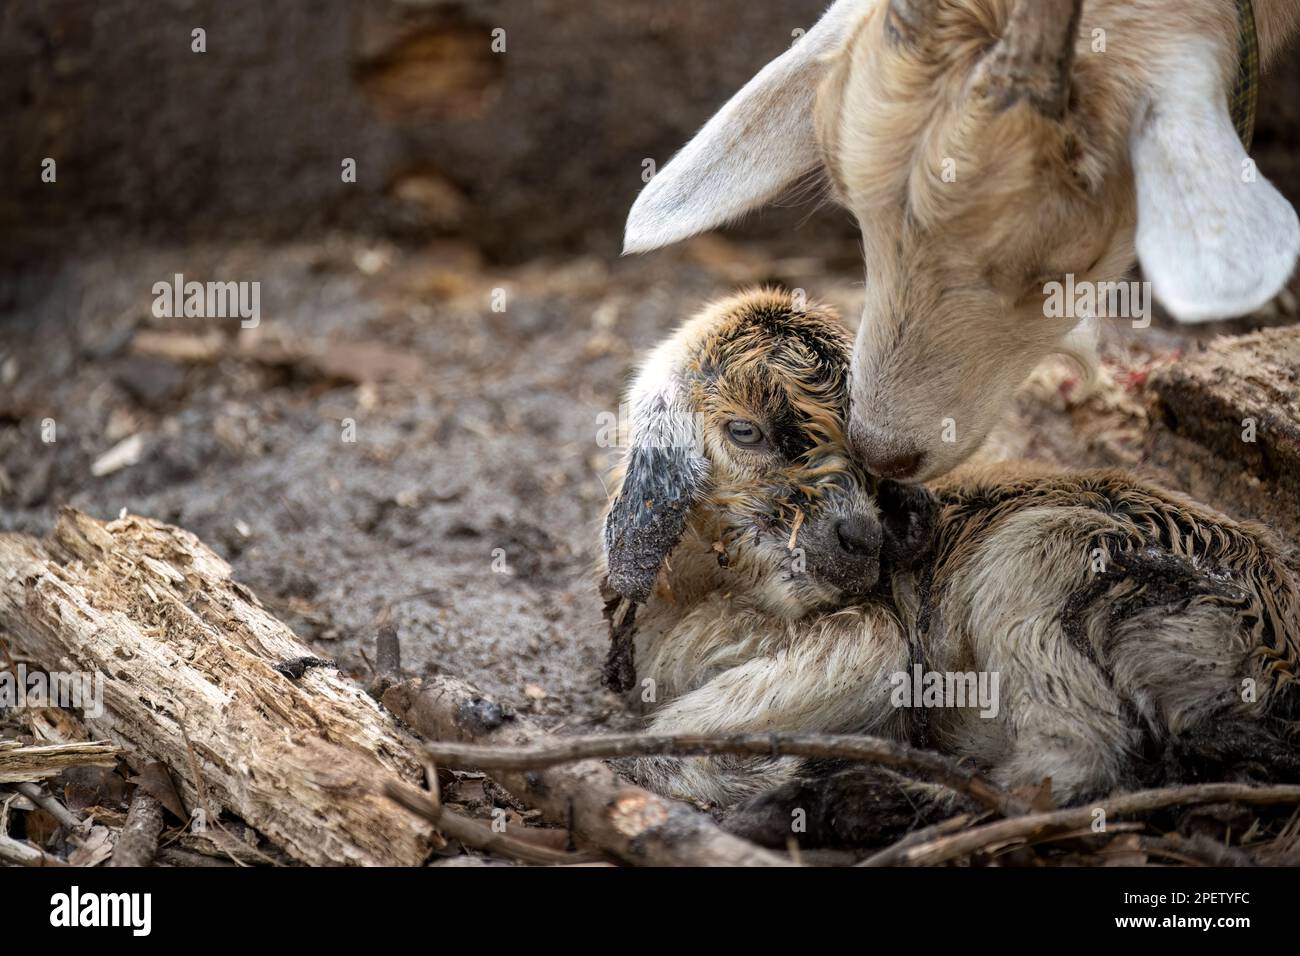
624, 0, 1300, 481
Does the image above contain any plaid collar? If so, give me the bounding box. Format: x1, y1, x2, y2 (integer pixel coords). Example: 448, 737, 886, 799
1230, 0, 1260, 150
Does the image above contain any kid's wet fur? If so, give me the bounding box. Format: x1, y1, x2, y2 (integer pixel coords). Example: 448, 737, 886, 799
600, 288, 1300, 845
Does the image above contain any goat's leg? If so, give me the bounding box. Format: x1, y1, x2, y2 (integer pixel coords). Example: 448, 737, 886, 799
629, 606, 912, 806
936, 508, 1156, 802
953, 512, 1278, 801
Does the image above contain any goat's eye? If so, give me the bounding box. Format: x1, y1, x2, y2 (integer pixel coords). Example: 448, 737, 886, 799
726, 419, 765, 446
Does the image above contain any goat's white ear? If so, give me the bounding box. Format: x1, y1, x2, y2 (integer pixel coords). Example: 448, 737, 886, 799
623, 0, 868, 255
1131, 46, 1300, 322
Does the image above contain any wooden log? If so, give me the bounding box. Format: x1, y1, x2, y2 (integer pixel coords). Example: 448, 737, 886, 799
110, 790, 165, 868
382, 675, 793, 867
1147, 327, 1300, 539
0, 508, 431, 866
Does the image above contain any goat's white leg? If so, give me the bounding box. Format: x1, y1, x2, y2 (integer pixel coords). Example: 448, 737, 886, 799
632, 605, 912, 806
939, 505, 1275, 801
924, 507, 1137, 800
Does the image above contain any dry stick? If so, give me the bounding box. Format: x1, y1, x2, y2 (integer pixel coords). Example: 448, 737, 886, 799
862, 811, 985, 862
385, 779, 596, 866
999, 821, 1144, 860
156, 847, 237, 868
1138, 833, 1257, 868
420, 731, 1030, 818
382, 676, 793, 867
375, 623, 402, 677
859, 783, 1300, 867
15, 782, 86, 831
110, 790, 165, 868
368, 623, 405, 699
0, 833, 67, 867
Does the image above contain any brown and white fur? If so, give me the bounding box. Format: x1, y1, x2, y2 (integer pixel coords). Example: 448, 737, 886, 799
601, 289, 1300, 815
623, 0, 1300, 482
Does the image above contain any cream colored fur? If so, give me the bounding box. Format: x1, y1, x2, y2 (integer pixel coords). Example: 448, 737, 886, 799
624, 0, 1300, 481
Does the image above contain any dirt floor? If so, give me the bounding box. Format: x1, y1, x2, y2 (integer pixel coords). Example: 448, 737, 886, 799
2, 235, 1298, 740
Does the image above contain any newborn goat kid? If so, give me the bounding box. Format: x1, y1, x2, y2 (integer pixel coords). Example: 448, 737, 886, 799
601, 289, 1300, 814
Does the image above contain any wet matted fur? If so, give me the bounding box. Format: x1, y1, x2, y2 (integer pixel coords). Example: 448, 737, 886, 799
600, 288, 1300, 818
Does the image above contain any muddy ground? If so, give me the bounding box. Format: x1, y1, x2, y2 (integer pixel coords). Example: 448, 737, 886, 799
2, 236, 1297, 737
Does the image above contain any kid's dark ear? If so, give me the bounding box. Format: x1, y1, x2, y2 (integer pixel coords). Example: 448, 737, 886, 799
603, 445, 707, 603
603, 352, 710, 603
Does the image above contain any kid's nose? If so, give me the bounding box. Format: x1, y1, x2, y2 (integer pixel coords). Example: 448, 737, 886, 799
835, 514, 881, 558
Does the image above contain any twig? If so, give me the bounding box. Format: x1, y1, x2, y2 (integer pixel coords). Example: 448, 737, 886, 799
859, 783, 1300, 866
383, 676, 793, 866
15, 781, 86, 831
997, 821, 1144, 858
110, 789, 165, 867
0, 833, 67, 867
385, 779, 597, 866
1139, 833, 1257, 867
420, 731, 1029, 817
368, 623, 405, 699
857, 810, 985, 862
375, 623, 402, 678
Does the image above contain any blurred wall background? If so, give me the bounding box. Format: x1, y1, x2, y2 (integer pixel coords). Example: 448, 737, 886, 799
3, 0, 1300, 268
1, 0, 842, 267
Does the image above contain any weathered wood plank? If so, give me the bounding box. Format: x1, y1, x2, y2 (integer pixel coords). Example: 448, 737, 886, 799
0, 740, 119, 784
0, 509, 431, 866
1147, 326, 1300, 539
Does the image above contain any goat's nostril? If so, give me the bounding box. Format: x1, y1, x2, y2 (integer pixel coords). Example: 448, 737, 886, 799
835, 516, 880, 558
867, 450, 924, 481
847, 425, 926, 480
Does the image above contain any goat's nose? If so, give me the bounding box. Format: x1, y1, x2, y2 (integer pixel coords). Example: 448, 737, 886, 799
848, 424, 926, 480
864, 449, 924, 481
835, 514, 881, 558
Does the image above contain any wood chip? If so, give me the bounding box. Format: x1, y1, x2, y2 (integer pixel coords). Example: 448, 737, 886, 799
0, 740, 119, 784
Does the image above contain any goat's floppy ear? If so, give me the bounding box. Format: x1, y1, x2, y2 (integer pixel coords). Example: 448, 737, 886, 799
603, 352, 710, 603
1131, 46, 1300, 321
622, 0, 867, 255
